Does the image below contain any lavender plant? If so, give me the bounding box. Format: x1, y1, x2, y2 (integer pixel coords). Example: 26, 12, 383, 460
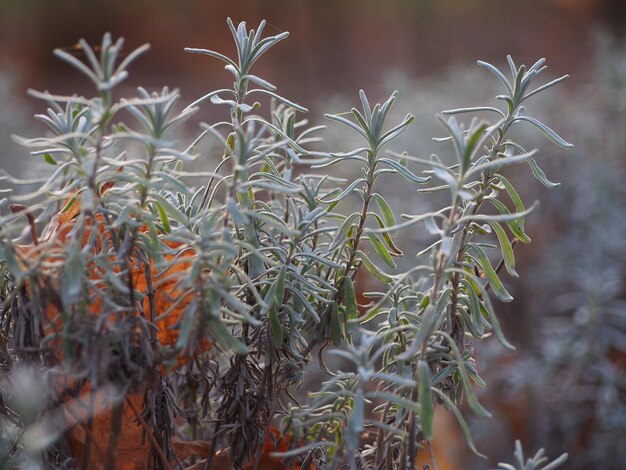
0, 18, 572, 469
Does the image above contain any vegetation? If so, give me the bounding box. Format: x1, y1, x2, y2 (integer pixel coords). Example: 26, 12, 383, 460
0, 18, 572, 469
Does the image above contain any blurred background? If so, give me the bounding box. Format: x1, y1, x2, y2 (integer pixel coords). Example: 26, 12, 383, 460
1, 0, 625, 468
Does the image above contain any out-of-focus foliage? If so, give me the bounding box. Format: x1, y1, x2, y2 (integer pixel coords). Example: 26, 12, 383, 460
496, 440, 567, 470
0, 18, 574, 469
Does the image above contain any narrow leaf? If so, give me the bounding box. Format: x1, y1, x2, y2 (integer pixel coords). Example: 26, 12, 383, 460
371, 193, 396, 234
494, 174, 525, 230
367, 232, 397, 269
330, 212, 360, 251
155, 202, 171, 233
357, 250, 393, 283
329, 301, 342, 346
418, 360, 434, 440
269, 305, 283, 348
488, 198, 531, 244
488, 221, 518, 277
527, 157, 560, 188
343, 276, 358, 335
477, 60, 513, 95
469, 243, 513, 302
514, 115, 573, 148
376, 158, 430, 183
43, 153, 57, 165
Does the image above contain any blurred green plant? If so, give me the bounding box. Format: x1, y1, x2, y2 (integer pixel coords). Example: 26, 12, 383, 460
0, 18, 572, 469
496, 440, 567, 470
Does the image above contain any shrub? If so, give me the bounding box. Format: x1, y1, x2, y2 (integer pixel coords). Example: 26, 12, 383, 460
0, 18, 571, 469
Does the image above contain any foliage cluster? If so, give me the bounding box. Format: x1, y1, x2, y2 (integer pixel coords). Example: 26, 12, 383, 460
0, 18, 571, 469
463, 32, 626, 469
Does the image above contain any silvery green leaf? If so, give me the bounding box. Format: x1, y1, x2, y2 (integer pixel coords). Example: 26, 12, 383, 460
371, 371, 416, 388
369, 213, 403, 256
358, 89, 372, 125
175, 303, 196, 350
527, 157, 560, 188
442, 106, 505, 117
469, 243, 513, 302
237, 103, 254, 113
269, 304, 283, 348
477, 60, 513, 95
185, 47, 238, 69
376, 158, 430, 183
514, 115, 573, 148
512, 64, 526, 104
528, 57, 547, 73
432, 165, 458, 188
210, 94, 237, 108
418, 360, 434, 440
462, 122, 489, 173
436, 115, 464, 165
292, 252, 342, 269
311, 153, 368, 169
440, 235, 453, 257
464, 360, 486, 388
61, 239, 85, 308
343, 277, 358, 335
225, 198, 250, 227
259, 279, 284, 318
330, 212, 360, 251
461, 278, 485, 337
506, 55, 518, 78
424, 216, 442, 236
541, 453, 569, 470
458, 189, 475, 201
345, 391, 364, 450
377, 114, 414, 148
242, 73, 276, 90
275, 265, 287, 304
488, 221, 518, 277
465, 150, 538, 178
183, 88, 236, 112
53, 48, 100, 86
451, 267, 515, 350
371, 192, 396, 234
522, 74, 569, 102
325, 112, 369, 139
494, 174, 526, 229
431, 365, 454, 387
286, 286, 320, 322
487, 198, 532, 244
351, 107, 371, 137
367, 232, 397, 269
460, 200, 538, 225
357, 250, 393, 284
318, 178, 365, 204
373, 91, 398, 137
399, 289, 450, 361
248, 88, 307, 112
368, 391, 419, 412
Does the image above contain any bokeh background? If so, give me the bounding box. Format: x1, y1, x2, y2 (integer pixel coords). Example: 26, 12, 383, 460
1, 0, 625, 468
